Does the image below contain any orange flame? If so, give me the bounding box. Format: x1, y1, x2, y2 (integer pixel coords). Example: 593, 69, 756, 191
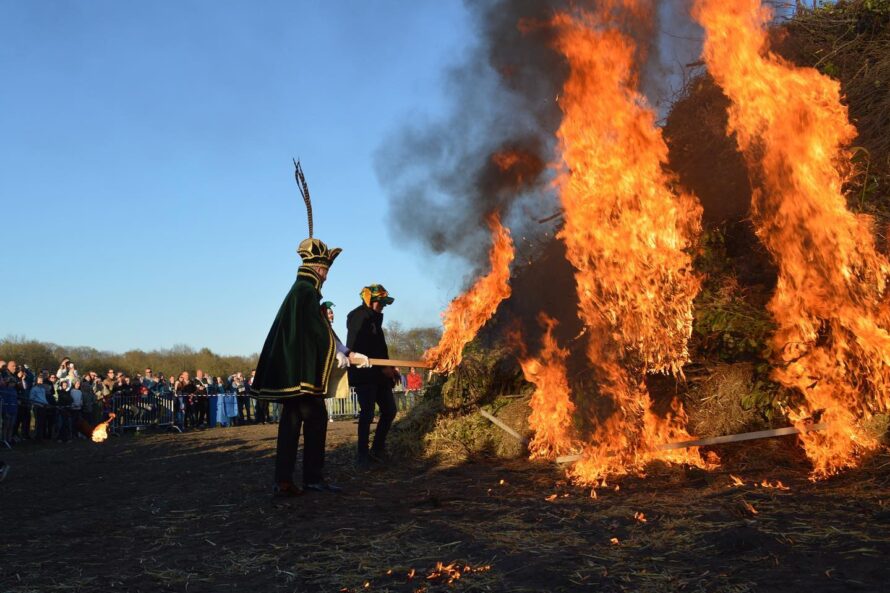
425, 214, 515, 373
694, 0, 889, 478
521, 314, 577, 459
547, 6, 703, 486
91, 413, 116, 443
759, 479, 789, 491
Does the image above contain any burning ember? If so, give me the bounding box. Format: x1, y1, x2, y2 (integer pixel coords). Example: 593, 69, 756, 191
424, 562, 491, 585
425, 213, 515, 373
760, 479, 789, 491
694, 0, 889, 478
520, 5, 704, 487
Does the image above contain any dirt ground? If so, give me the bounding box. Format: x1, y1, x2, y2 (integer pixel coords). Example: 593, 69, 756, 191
1, 419, 889, 593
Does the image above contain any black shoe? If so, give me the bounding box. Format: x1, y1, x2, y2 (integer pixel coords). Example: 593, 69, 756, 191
0, 462, 8, 482
273, 482, 304, 498
304, 481, 343, 493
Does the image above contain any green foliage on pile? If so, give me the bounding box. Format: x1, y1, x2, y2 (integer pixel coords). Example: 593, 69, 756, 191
389, 343, 531, 463
691, 229, 785, 421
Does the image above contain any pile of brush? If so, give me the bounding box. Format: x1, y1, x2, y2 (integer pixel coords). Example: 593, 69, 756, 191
388, 343, 533, 465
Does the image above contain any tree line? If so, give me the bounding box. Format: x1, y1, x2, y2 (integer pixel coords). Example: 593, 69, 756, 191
0, 323, 440, 378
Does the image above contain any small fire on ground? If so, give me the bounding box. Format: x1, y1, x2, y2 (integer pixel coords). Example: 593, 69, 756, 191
91, 413, 116, 443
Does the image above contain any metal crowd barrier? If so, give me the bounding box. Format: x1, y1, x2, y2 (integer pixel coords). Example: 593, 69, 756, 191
105, 389, 425, 430
108, 392, 178, 433
325, 388, 424, 419
327, 392, 360, 419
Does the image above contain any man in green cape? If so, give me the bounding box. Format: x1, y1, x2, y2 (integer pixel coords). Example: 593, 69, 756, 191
252, 237, 364, 496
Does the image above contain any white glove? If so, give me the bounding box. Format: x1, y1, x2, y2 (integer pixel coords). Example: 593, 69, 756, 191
351, 352, 371, 368
336, 351, 350, 369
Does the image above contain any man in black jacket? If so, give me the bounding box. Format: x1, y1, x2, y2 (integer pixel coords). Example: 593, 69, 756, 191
346, 284, 399, 468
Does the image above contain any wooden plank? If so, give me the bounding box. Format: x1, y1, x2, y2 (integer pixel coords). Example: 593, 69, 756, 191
348, 354, 431, 368
479, 409, 526, 444
555, 423, 828, 464
368, 358, 431, 368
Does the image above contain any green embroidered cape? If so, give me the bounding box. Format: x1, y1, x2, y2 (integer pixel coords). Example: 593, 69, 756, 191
251, 267, 336, 400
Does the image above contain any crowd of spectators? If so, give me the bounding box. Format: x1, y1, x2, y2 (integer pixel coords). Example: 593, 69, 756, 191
0, 357, 267, 447
0, 357, 425, 448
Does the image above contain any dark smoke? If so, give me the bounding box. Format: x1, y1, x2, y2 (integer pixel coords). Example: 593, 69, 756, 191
375, 0, 569, 263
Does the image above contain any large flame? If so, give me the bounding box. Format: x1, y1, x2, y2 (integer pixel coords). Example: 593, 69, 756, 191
521, 315, 577, 459
425, 213, 515, 373
547, 5, 704, 485
694, 0, 890, 478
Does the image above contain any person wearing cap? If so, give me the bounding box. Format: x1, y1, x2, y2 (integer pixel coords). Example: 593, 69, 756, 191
321, 300, 335, 322
320, 301, 347, 423
346, 284, 400, 468
252, 237, 367, 496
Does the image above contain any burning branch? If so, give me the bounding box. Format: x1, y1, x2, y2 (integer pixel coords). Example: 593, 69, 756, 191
694, 0, 890, 477
424, 213, 514, 374
541, 7, 704, 486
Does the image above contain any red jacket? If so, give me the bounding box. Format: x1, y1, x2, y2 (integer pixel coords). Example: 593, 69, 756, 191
406, 371, 422, 391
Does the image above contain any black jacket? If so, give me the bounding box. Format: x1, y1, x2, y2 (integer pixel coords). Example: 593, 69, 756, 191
346, 304, 389, 386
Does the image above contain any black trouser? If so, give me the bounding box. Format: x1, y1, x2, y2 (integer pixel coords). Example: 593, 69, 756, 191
354, 383, 397, 460
255, 400, 269, 423
238, 396, 251, 424
185, 399, 196, 427
33, 406, 47, 441
44, 408, 56, 439
70, 409, 82, 437
14, 402, 31, 438
195, 398, 208, 426
274, 397, 327, 485
58, 409, 72, 441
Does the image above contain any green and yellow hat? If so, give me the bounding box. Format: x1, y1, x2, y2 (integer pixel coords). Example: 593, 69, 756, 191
361, 284, 394, 307
298, 238, 342, 268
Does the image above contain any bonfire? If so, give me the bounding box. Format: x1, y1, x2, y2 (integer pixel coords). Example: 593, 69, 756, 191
412, 0, 890, 490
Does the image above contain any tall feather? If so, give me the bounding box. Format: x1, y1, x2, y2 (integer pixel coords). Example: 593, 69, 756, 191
294, 158, 313, 238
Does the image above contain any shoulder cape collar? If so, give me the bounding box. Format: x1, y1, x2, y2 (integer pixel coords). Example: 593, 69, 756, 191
297, 266, 323, 291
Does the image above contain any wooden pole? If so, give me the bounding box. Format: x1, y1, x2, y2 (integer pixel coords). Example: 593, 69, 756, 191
479, 409, 527, 444
368, 358, 431, 368
348, 354, 431, 368
554, 423, 828, 464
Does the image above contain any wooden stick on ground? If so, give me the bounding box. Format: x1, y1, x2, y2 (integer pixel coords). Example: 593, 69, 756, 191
479, 409, 527, 444
555, 423, 828, 464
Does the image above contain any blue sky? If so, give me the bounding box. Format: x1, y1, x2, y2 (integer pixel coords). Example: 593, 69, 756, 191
1, 0, 478, 355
